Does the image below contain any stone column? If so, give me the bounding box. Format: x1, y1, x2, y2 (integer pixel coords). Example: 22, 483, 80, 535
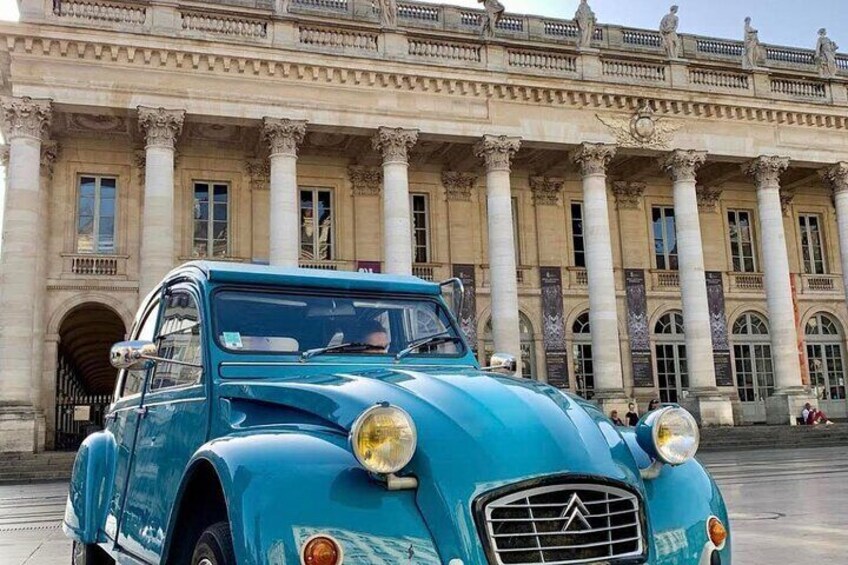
661, 150, 733, 426
571, 144, 627, 409
475, 135, 522, 371
822, 162, 848, 298
744, 156, 811, 424
0, 96, 52, 452
373, 127, 418, 275
137, 107, 185, 298
263, 118, 307, 267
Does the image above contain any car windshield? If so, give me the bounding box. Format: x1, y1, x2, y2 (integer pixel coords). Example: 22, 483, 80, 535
213, 289, 465, 357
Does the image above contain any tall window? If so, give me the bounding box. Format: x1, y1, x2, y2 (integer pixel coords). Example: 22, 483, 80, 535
572, 312, 594, 399
512, 197, 521, 265
193, 182, 228, 258
571, 202, 585, 268
799, 214, 826, 274
728, 210, 757, 273
77, 176, 117, 254
733, 312, 774, 402
806, 313, 846, 401
300, 188, 333, 261
411, 193, 430, 264
654, 311, 688, 403
652, 206, 678, 270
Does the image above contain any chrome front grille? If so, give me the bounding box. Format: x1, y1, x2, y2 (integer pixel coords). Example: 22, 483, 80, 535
481, 482, 644, 565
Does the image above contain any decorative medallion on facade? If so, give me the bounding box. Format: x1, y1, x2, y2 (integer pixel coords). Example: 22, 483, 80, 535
373, 127, 419, 164
263, 118, 307, 157
0, 96, 53, 141
474, 135, 521, 172
660, 149, 707, 182
66, 113, 128, 135
571, 142, 615, 176
611, 181, 646, 209
696, 185, 722, 212
596, 103, 681, 150
137, 106, 185, 149
348, 165, 383, 196
441, 171, 477, 201
245, 159, 271, 191
529, 176, 564, 206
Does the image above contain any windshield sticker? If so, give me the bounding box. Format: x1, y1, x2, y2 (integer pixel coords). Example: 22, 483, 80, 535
222, 332, 244, 350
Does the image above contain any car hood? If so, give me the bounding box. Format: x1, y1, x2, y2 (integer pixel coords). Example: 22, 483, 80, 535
216, 367, 645, 562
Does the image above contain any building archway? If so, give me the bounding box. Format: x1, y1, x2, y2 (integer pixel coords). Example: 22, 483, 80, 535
805, 312, 847, 418
55, 303, 126, 450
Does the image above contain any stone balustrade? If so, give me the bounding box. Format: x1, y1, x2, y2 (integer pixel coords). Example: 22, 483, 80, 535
53, 0, 146, 26
409, 39, 480, 62
63, 254, 127, 277
181, 11, 268, 39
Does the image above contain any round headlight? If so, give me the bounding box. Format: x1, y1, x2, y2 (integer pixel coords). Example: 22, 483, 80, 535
651, 407, 700, 465
350, 404, 417, 475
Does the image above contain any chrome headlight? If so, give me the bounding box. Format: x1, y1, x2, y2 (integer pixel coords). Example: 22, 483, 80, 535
637, 406, 699, 465
350, 404, 417, 475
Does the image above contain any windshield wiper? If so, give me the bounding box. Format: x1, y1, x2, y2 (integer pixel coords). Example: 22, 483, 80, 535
396, 332, 463, 360
302, 342, 377, 360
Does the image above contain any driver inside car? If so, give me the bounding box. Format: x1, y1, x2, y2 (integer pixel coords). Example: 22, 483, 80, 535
355, 319, 390, 354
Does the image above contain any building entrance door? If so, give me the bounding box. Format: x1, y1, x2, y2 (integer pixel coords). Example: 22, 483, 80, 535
805, 313, 848, 420
732, 313, 774, 424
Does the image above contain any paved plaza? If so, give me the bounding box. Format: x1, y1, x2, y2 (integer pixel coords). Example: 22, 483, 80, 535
0, 446, 846, 564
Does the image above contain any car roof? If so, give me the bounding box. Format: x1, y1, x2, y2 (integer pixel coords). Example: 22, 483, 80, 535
166, 261, 443, 296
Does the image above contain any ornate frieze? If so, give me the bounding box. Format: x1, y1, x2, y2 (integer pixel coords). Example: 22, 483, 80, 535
137, 106, 185, 149
40, 140, 59, 179
474, 135, 521, 172
611, 181, 646, 209
262, 118, 307, 157
245, 159, 271, 191
696, 185, 722, 212
596, 104, 681, 150
0, 96, 52, 141
348, 165, 383, 196
571, 142, 615, 177
372, 127, 419, 165
441, 171, 477, 202
660, 149, 707, 182
529, 176, 564, 206
821, 162, 848, 195
743, 156, 790, 189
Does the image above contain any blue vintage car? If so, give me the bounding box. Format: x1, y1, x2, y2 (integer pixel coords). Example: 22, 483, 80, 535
64, 261, 730, 565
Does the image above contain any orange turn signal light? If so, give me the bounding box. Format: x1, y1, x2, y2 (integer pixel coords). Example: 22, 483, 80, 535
302, 535, 342, 565
708, 516, 727, 548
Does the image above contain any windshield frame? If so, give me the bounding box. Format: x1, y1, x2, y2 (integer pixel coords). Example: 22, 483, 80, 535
209, 284, 469, 359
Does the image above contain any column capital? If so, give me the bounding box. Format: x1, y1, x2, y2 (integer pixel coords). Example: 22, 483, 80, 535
40, 140, 59, 179
821, 162, 848, 195
474, 135, 521, 172
696, 185, 722, 212
348, 165, 383, 196
660, 149, 707, 182
571, 143, 615, 177
529, 176, 564, 206
0, 96, 52, 142
137, 106, 185, 149
743, 155, 790, 188
610, 181, 646, 209
372, 127, 419, 165
262, 117, 307, 157
245, 158, 270, 191
441, 171, 477, 201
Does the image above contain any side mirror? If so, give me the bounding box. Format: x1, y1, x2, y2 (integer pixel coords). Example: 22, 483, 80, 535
439, 277, 465, 319
110, 340, 158, 370
483, 353, 518, 375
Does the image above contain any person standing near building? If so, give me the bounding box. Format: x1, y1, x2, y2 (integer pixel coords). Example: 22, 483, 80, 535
625, 402, 640, 426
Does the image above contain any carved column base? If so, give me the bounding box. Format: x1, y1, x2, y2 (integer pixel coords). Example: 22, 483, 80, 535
679, 391, 735, 427
0, 404, 38, 453
765, 389, 818, 426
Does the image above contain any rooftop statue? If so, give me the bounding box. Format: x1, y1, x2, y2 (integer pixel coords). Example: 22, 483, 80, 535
742, 17, 766, 70
816, 28, 839, 78
478, 0, 505, 39
659, 5, 682, 59
575, 0, 596, 48
378, 0, 398, 29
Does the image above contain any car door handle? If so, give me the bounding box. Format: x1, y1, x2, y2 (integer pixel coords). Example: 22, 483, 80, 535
134, 406, 149, 419
104, 413, 117, 424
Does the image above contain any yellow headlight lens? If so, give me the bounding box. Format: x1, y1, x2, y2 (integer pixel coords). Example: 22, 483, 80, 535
653, 407, 700, 465
350, 405, 417, 475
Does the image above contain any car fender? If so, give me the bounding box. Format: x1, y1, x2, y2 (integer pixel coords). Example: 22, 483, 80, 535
63, 431, 117, 544
185, 429, 440, 565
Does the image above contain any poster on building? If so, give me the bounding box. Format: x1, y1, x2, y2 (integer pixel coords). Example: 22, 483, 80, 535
452, 264, 478, 351
356, 261, 381, 274
706, 271, 733, 387
540, 267, 568, 388
625, 269, 654, 387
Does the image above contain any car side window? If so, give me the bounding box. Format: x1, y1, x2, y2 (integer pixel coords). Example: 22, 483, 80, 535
148, 291, 203, 392
120, 301, 161, 398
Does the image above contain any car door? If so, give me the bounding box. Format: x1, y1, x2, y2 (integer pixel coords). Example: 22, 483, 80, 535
117, 285, 209, 563
103, 299, 161, 542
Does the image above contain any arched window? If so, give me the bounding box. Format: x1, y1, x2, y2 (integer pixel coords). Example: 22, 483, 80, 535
482, 313, 537, 380
654, 311, 687, 403
732, 312, 774, 406
805, 313, 846, 401
572, 312, 594, 399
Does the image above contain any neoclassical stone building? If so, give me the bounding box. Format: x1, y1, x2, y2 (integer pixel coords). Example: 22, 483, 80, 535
1, 0, 847, 451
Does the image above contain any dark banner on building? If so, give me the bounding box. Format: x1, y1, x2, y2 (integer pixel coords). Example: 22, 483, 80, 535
356, 261, 381, 274
625, 269, 654, 387
452, 264, 477, 351
706, 271, 733, 387
540, 267, 568, 388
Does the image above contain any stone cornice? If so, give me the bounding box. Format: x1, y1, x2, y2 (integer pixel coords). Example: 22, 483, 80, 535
475, 135, 521, 172
138, 106, 185, 149
441, 171, 477, 201
372, 127, 418, 165
572, 143, 615, 177
263, 117, 307, 157
821, 162, 848, 195
348, 165, 383, 196
0, 96, 52, 141
743, 155, 790, 189
529, 176, 564, 206
660, 149, 707, 183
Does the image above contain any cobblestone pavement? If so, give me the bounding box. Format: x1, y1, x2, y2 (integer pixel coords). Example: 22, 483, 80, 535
1, 446, 846, 564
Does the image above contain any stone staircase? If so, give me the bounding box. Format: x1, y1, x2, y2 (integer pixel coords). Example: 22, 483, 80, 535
0, 451, 77, 484
699, 423, 848, 452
